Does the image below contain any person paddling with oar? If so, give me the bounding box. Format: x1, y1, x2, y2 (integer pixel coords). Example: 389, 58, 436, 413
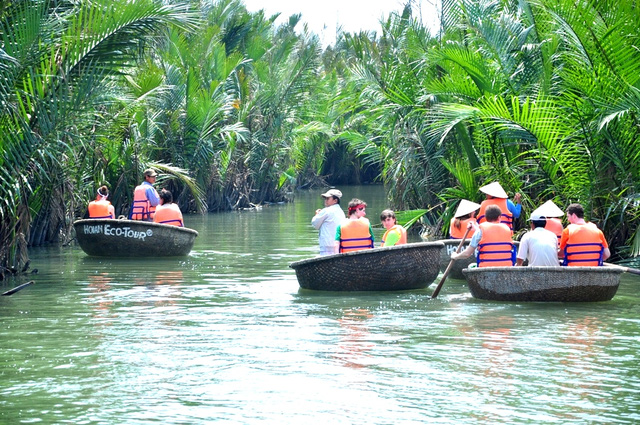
432, 199, 481, 298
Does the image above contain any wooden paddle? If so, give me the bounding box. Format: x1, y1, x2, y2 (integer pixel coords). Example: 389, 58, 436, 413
2, 281, 34, 296
604, 262, 640, 276
432, 227, 471, 299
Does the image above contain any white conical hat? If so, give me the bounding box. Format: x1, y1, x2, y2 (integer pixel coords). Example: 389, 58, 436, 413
454, 199, 481, 218
533, 200, 564, 218
479, 182, 508, 199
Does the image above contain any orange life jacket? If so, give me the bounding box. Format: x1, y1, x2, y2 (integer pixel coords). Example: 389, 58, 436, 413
130, 184, 156, 221
153, 203, 184, 227
477, 198, 514, 230
88, 199, 115, 219
562, 223, 605, 266
449, 217, 476, 239
339, 219, 374, 253
477, 222, 515, 267
545, 217, 563, 241
382, 225, 407, 246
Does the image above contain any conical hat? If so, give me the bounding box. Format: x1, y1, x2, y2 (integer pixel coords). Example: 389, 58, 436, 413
454, 199, 481, 218
533, 200, 564, 218
479, 182, 508, 198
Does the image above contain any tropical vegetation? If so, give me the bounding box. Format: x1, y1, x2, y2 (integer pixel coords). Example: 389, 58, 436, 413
1, 0, 639, 277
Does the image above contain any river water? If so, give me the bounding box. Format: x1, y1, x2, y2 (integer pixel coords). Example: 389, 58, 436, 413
1, 186, 639, 424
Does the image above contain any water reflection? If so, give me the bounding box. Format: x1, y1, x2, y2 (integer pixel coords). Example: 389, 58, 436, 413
335, 308, 375, 369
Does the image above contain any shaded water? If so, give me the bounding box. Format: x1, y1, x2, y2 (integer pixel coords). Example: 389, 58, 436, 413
2, 185, 640, 424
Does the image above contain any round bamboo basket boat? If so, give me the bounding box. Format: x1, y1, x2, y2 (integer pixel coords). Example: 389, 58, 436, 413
463, 266, 623, 302
74, 219, 198, 257
290, 241, 444, 291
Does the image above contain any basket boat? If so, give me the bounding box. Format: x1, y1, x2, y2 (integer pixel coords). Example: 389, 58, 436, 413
463, 266, 623, 302
73, 219, 198, 257
289, 241, 444, 291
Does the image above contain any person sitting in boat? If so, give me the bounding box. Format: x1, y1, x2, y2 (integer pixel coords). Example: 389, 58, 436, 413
449, 199, 481, 239
335, 198, 374, 253
380, 209, 407, 247
130, 169, 160, 221
312, 189, 346, 256
476, 182, 522, 231
451, 205, 515, 267
88, 185, 116, 219
153, 189, 184, 227
559, 203, 610, 266
515, 212, 559, 266
532, 199, 564, 241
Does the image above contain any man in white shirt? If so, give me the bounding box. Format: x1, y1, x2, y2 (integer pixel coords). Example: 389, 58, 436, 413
516, 212, 559, 266
311, 189, 346, 256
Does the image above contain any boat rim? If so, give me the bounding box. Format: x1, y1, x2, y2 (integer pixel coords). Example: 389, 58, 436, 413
73, 218, 199, 236
289, 241, 445, 268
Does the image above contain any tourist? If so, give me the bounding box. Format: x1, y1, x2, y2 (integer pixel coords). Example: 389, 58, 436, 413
88, 185, 115, 219
476, 181, 521, 230
559, 203, 610, 266
335, 198, 374, 253
153, 189, 184, 227
516, 212, 559, 266
311, 189, 346, 256
449, 199, 481, 239
130, 169, 160, 221
451, 205, 515, 267
380, 209, 407, 247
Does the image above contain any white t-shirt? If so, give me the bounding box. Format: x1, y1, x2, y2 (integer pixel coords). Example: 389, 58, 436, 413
311, 203, 345, 255
517, 227, 559, 266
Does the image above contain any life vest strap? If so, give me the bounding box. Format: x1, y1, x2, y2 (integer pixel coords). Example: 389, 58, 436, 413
129, 201, 149, 220
563, 242, 604, 266
90, 215, 113, 219
339, 236, 373, 251
477, 242, 516, 266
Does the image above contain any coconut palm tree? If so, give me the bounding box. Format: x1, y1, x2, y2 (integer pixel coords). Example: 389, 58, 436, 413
0, 0, 196, 275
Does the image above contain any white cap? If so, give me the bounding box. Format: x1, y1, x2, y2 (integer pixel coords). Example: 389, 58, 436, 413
529, 212, 547, 221
534, 200, 564, 217
479, 182, 508, 199
321, 189, 342, 199
454, 199, 481, 218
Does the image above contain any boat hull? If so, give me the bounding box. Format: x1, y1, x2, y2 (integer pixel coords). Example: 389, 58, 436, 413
289, 242, 444, 291
463, 266, 623, 302
438, 239, 476, 280
73, 219, 198, 257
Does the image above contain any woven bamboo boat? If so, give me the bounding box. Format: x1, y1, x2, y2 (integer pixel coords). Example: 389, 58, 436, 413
289, 241, 444, 291
463, 266, 623, 302
438, 239, 476, 280
74, 219, 198, 257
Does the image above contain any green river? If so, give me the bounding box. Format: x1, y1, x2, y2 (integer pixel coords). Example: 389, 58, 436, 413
1, 186, 639, 424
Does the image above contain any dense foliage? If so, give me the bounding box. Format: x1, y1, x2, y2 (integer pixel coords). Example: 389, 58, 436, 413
1, 0, 639, 276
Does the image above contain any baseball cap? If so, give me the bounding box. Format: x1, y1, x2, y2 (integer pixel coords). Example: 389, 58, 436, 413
529, 212, 547, 221
144, 169, 157, 177
321, 189, 342, 199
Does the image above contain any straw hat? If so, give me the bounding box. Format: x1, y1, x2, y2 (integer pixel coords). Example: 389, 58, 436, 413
533, 200, 564, 218
454, 199, 481, 218
479, 182, 508, 199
